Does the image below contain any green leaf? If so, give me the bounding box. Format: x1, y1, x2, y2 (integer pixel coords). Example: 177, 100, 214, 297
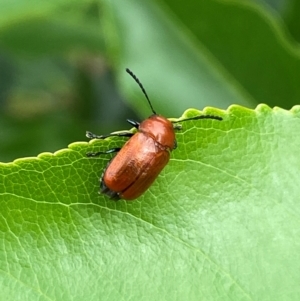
1, 105, 300, 301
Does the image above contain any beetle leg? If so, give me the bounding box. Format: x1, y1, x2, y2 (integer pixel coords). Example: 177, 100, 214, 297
86, 131, 134, 140
127, 119, 140, 129
99, 161, 121, 201
86, 147, 121, 157
173, 124, 182, 130
101, 181, 120, 201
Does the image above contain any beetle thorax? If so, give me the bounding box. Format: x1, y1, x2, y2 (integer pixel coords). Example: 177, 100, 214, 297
139, 114, 176, 150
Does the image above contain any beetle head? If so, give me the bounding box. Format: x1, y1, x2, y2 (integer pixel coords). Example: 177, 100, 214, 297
139, 115, 176, 150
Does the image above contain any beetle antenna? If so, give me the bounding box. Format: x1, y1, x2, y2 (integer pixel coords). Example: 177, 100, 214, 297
126, 68, 157, 115
174, 115, 223, 123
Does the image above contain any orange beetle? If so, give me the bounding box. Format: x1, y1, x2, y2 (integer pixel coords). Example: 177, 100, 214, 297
87, 69, 222, 200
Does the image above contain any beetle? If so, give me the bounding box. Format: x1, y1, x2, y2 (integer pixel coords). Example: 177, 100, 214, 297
86, 68, 222, 201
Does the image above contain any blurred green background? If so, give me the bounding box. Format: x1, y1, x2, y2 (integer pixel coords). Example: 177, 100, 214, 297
0, 0, 299, 162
